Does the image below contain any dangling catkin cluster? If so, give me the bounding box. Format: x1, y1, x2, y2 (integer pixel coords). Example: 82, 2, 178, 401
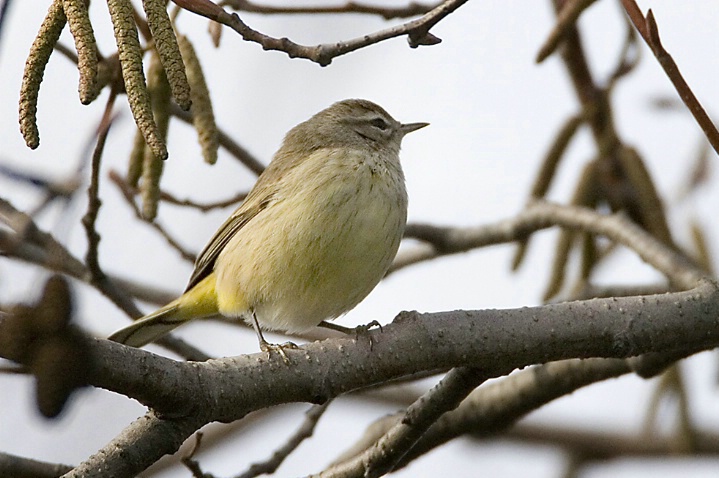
142, 0, 191, 111
19, 0, 202, 167
140, 53, 172, 220
107, 0, 168, 160
62, 0, 98, 104
19, 0, 66, 150
178, 34, 219, 165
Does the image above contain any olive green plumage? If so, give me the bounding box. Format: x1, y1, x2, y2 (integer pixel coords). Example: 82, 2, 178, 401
109, 99, 427, 350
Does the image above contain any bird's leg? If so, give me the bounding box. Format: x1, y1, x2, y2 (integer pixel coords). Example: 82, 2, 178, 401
250, 312, 297, 363
318, 320, 382, 349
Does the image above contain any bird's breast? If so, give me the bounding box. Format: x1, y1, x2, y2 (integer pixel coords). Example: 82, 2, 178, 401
214, 148, 408, 332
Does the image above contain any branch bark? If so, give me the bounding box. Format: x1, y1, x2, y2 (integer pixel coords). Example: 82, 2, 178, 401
28, 201, 714, 477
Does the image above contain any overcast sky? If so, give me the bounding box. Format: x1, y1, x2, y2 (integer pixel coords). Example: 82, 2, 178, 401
1, 1, 718, 477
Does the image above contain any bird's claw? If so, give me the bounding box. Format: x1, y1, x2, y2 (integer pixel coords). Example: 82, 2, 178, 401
260, 340, 298, 363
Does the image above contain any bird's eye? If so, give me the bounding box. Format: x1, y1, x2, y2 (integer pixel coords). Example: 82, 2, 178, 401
370, 117, 389, 130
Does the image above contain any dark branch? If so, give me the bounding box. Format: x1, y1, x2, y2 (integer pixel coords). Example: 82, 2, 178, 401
620, 0, 719, 157
171, 0, 467, 66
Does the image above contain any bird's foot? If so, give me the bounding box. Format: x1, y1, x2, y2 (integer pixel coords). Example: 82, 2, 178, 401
318, 320, 383, 349
260, 339, 298, 364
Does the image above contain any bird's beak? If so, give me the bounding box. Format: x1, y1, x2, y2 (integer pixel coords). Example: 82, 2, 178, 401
400, 122, 429, 136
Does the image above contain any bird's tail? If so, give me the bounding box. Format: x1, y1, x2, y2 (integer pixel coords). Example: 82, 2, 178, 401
108, 274, 218, 347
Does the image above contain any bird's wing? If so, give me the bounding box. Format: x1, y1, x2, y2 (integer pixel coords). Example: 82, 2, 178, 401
184, 143, 309, 292
185, 191, 276, 292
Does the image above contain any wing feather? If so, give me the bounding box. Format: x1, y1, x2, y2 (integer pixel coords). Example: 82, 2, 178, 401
185, 192, 275, 291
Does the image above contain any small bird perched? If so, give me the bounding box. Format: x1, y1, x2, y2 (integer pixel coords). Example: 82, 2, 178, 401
109, 99, 427, 354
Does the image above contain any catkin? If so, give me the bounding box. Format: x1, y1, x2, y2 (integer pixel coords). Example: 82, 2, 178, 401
618, 146, 673, 246
62, 0, 98, 104
127, 128, 146, 188
140, 53, 172, 220
178, 35, 219, 165
142, 0, 192, 110
19, 0, 67, 150
107, 0, 167, 160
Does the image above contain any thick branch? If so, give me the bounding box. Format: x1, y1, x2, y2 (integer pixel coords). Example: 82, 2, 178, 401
331, 358, 632, 470
65, 412, 206, 478
53, 277, 719, 477
0, 451, 73, 478
33, 202, 716, 477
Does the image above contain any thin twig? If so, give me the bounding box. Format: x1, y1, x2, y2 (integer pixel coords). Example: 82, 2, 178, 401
620, 0, 719, 156
170, 103, 265, 175
171, 0, 466, 66
536, 0, 597, 62
605, 15, 640, 89
81, 88, 119, 283
236, 402, 331, 478
109, 169, 247, 212
108, 170, 197, 263
54, 41, 79, 63
221, 0, 439, 20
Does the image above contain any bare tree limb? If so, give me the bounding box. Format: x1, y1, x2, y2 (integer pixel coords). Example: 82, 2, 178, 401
30, 202, 719, 477
316, 367, 490, 478
235, 402, 331, 478
620, 0, 719, 157
0, 451, 73, 478
171, 0, 466, 65
221, 0, 440, 20
331, 358, 631, 470
0, 199, 211, 362
398, 201, 699, 288
506, 421, 719, 458
51, 273, 719, 477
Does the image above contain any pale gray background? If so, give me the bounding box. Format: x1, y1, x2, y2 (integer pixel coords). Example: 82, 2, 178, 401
1, 1, 718, 476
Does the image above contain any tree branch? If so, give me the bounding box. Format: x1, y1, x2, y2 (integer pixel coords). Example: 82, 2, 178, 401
620, 0, 719, 156
52, 275, 719, 477
398, 201, 699, 288
28, 202, 717, 477
0, 451, 73, 478
171, 0, 467, 65
0, 198, 211, 361
330, 358, 632, 470
221, 0, 440, 20
316, 367, 490, 478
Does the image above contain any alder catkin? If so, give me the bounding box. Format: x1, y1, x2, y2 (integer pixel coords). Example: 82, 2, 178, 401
140, 53, 172, 220
107, 0, 168, 160
62, 0, 98, 104
178, 34, 219, 165
127, 128, 146, 188
19, 0, 67, 150
142, 0, 192, 110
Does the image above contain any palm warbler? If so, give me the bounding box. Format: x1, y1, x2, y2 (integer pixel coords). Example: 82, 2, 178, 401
109, 99, 427, 353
